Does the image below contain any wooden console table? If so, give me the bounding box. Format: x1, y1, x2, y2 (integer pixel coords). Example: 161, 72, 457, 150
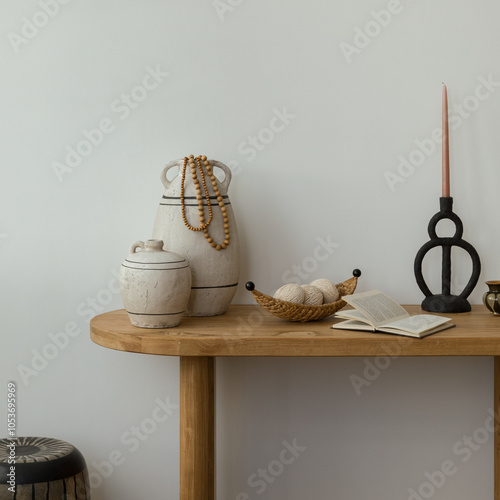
90, 304, 500, 500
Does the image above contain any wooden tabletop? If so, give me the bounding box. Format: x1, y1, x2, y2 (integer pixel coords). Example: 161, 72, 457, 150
90, 305, 500, 357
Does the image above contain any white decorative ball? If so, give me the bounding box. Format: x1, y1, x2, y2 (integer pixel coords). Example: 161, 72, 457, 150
309, 279, 339, 304
301, 285, 324, 305
273, 284, 305, 304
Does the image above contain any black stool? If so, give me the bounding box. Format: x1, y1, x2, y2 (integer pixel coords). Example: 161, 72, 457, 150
0, 437, 91, 499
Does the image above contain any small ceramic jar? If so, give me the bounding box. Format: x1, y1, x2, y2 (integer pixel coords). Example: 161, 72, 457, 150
119, 239, 191, 328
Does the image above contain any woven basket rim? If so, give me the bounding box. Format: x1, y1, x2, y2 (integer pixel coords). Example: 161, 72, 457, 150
247, 275, 358, 322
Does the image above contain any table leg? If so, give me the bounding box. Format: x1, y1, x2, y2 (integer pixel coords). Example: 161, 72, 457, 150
180, 356, 215, 500
495, 357, 500, 500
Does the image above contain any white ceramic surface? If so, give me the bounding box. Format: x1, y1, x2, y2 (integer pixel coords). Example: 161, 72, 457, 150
152, 159, 240, 316
119, 239, 191, 328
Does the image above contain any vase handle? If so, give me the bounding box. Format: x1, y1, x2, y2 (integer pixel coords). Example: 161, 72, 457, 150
160, 159, 183, 189
129, 241, 145, 254
210, 160, 232, 191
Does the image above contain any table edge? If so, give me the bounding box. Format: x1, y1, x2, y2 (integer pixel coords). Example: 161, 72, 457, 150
90, 306, 500, 357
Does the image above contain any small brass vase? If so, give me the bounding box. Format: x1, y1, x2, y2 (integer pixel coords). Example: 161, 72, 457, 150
483, 281, 500, 316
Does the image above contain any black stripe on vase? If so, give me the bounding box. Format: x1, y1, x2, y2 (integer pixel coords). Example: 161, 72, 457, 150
191, 282, 238, 289
126, 311, 185, 316
124, 259, 186, 265
160, 195, 230, 207
160, 201, 231, 206
162, 195, 229, 200
120, 264, 190, 271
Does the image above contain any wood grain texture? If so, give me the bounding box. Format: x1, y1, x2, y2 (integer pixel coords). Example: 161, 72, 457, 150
495, 357, 500, 500
90, 305, 500, 357
90, 306, 500, 500
180, 357, 214, 500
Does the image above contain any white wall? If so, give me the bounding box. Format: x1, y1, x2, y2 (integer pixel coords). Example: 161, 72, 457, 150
1, 0, 499, 498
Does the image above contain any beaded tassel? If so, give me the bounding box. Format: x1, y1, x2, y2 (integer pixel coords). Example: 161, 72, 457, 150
180, 154, 230, 251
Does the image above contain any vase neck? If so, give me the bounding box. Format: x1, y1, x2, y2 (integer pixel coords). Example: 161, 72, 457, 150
486, 281, 500, 292
144, 239, 164, 252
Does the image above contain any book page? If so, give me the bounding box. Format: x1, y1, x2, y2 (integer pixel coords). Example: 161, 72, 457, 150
334, 309, 373, 323
379, 322, 455, 338
331, 319, 375, 332
383, 315, 451, 334
343, 290, 409, 328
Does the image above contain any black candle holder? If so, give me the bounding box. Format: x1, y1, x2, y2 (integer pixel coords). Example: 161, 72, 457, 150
414, 197, 481, 313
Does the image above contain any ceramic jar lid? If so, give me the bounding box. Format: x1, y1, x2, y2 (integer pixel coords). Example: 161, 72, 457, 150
123, 239, 189, 270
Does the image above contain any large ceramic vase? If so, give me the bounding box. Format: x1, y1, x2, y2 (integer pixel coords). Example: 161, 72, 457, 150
119, 239, 192, 327
152, 158, 240, 316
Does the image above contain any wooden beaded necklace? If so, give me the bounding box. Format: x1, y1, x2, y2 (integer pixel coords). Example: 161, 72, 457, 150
180, 154, 230, 251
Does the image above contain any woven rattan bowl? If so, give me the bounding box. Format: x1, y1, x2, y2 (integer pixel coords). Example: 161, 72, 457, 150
245, 269, 361, 322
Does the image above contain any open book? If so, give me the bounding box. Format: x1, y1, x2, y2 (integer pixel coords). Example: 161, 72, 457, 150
331, 290, 455, 338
